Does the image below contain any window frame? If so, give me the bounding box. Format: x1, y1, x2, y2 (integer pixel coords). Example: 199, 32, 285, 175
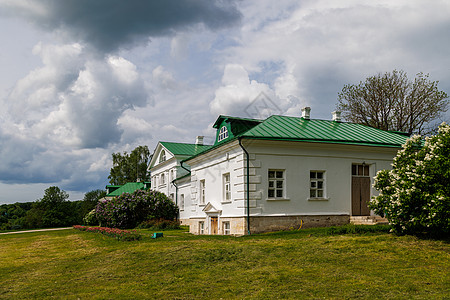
159, 150, 166, 163
218, 126, 229, 142
223, 173, 231, 202
309, 171, 327, 200
199, 221, 205, 234
199, 179, 206, 205
223, 221, 231, 235
352, 164, 370, 177
180, 194, 185, 211
268, 169, 285, 200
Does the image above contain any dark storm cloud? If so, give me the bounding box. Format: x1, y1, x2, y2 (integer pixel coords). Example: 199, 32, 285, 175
7, 0, 241, 52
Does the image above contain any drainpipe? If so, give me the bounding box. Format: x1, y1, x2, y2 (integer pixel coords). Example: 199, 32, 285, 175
238, 137, 251, 235
180, 160, 190, 174
171, 178, 179, 221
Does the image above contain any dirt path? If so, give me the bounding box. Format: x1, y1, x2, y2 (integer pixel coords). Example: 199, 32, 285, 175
0, 227, 73, 235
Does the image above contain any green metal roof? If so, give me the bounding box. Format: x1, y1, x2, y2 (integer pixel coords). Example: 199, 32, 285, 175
213, 115, 262, 129
106, 182, 147, 197
160, 142, 212, 156
241, 115, 410, 147
183, 115, 411, 163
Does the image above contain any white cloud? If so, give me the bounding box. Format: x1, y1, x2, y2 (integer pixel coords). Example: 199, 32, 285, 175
6, 43, 150, 149
210, 64, 305, 119
152, 66, 179, 91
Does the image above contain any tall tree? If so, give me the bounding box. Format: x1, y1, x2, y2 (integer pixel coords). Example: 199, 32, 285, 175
25, 186, 77, 228
81, 189, 106, 217
108, 145, 150, 185
337, 70, 449, 135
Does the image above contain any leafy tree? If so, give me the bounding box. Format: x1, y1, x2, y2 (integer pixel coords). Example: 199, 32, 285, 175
81, 189, 106, 217
108, 145, 150, 185
337, 70, 449, 135
25, 186, 78, 228
0, 202, 32, 230
370, 123, 450, 237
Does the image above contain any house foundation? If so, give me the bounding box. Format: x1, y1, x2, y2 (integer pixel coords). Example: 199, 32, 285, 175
182, 214, 349, 235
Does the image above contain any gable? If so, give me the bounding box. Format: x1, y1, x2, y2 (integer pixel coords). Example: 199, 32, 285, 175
149, 143, 175, 169
212, 115, 262, 146
149, 141, 212, 169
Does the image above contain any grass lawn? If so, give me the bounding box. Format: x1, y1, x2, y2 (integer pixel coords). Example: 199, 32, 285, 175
0, 226, 449, 299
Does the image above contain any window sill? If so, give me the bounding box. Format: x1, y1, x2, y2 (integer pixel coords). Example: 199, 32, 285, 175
267, 198, 290, 201
221, 200, 232, 204
198, 203, 206, 207
308, 197, 329, 201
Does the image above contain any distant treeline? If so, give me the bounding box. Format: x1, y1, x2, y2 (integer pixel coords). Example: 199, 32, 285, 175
0, 187, 105, 231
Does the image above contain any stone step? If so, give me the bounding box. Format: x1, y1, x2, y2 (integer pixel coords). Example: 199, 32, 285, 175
350, 216, 389, 225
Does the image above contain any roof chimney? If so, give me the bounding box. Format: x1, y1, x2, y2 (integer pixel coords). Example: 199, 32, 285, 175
301, 107, 311, 119
332, 111, 341, 122
195, 136, 204, 145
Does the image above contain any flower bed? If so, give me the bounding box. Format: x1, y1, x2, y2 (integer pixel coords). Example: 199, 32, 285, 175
73, 225, 141, 241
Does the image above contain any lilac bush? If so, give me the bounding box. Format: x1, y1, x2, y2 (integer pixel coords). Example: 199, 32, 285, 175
95, 189, 178, 229
370, 123, 450, 236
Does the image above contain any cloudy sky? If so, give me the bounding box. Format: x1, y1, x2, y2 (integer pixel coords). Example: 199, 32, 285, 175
1, 0, 449, 204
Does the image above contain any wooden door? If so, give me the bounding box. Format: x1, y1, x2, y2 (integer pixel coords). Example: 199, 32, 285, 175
352, 177, 371, 216
210, 217, 218, 235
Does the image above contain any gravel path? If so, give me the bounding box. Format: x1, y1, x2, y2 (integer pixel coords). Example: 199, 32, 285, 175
0, 227, 73, 235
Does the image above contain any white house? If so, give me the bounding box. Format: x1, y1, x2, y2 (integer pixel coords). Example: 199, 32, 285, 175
149, 108, 409, 235
148, 138, 211, 214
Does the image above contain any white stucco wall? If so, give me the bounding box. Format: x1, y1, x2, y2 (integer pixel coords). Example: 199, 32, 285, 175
243, 140, 397, 217
183, 139, 399, 234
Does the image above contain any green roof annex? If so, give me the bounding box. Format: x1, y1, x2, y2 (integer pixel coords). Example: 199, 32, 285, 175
159, 141, 211, 156
105, 182, 149, 197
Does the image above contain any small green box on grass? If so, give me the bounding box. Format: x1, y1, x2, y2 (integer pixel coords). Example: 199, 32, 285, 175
152, 232, 163, 239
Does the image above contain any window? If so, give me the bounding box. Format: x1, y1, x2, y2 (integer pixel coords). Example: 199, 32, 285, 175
170, 169, 174, 181
160, 173, 165, 185
310, 171, 325, 198
199, 221, 205, 234
180, 194, 185, 210
223, 221, 230, 235
159, 150, 166, 163
352, 164, 369, 177
200, 179, 206, 205
223, 173, 231, 202
218, 126, 229, 142
268, 170, 284, 198
170, 193, 174, 202
152, 176, 157, 189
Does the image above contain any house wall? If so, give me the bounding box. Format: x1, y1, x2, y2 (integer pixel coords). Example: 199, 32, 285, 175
187, 141, 245, 219
176, 177, 191, 221
150, 158, 178, 198
185, 139, 398, 235
245, 140, 396, 217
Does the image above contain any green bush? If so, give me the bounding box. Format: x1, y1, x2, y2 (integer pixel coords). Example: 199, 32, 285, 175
370, 123, 450, 237
138, 219, 180, 230
95, 189, 178, 229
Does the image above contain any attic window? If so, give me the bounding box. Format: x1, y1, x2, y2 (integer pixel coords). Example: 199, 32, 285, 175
218, 126, 229, 142
159, 150, 166, 163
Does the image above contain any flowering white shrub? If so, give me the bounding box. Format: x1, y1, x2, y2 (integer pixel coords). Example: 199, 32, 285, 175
370, 123, 449, 236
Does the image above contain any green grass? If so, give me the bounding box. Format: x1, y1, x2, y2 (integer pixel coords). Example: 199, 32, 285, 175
0, 226, 449, 299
